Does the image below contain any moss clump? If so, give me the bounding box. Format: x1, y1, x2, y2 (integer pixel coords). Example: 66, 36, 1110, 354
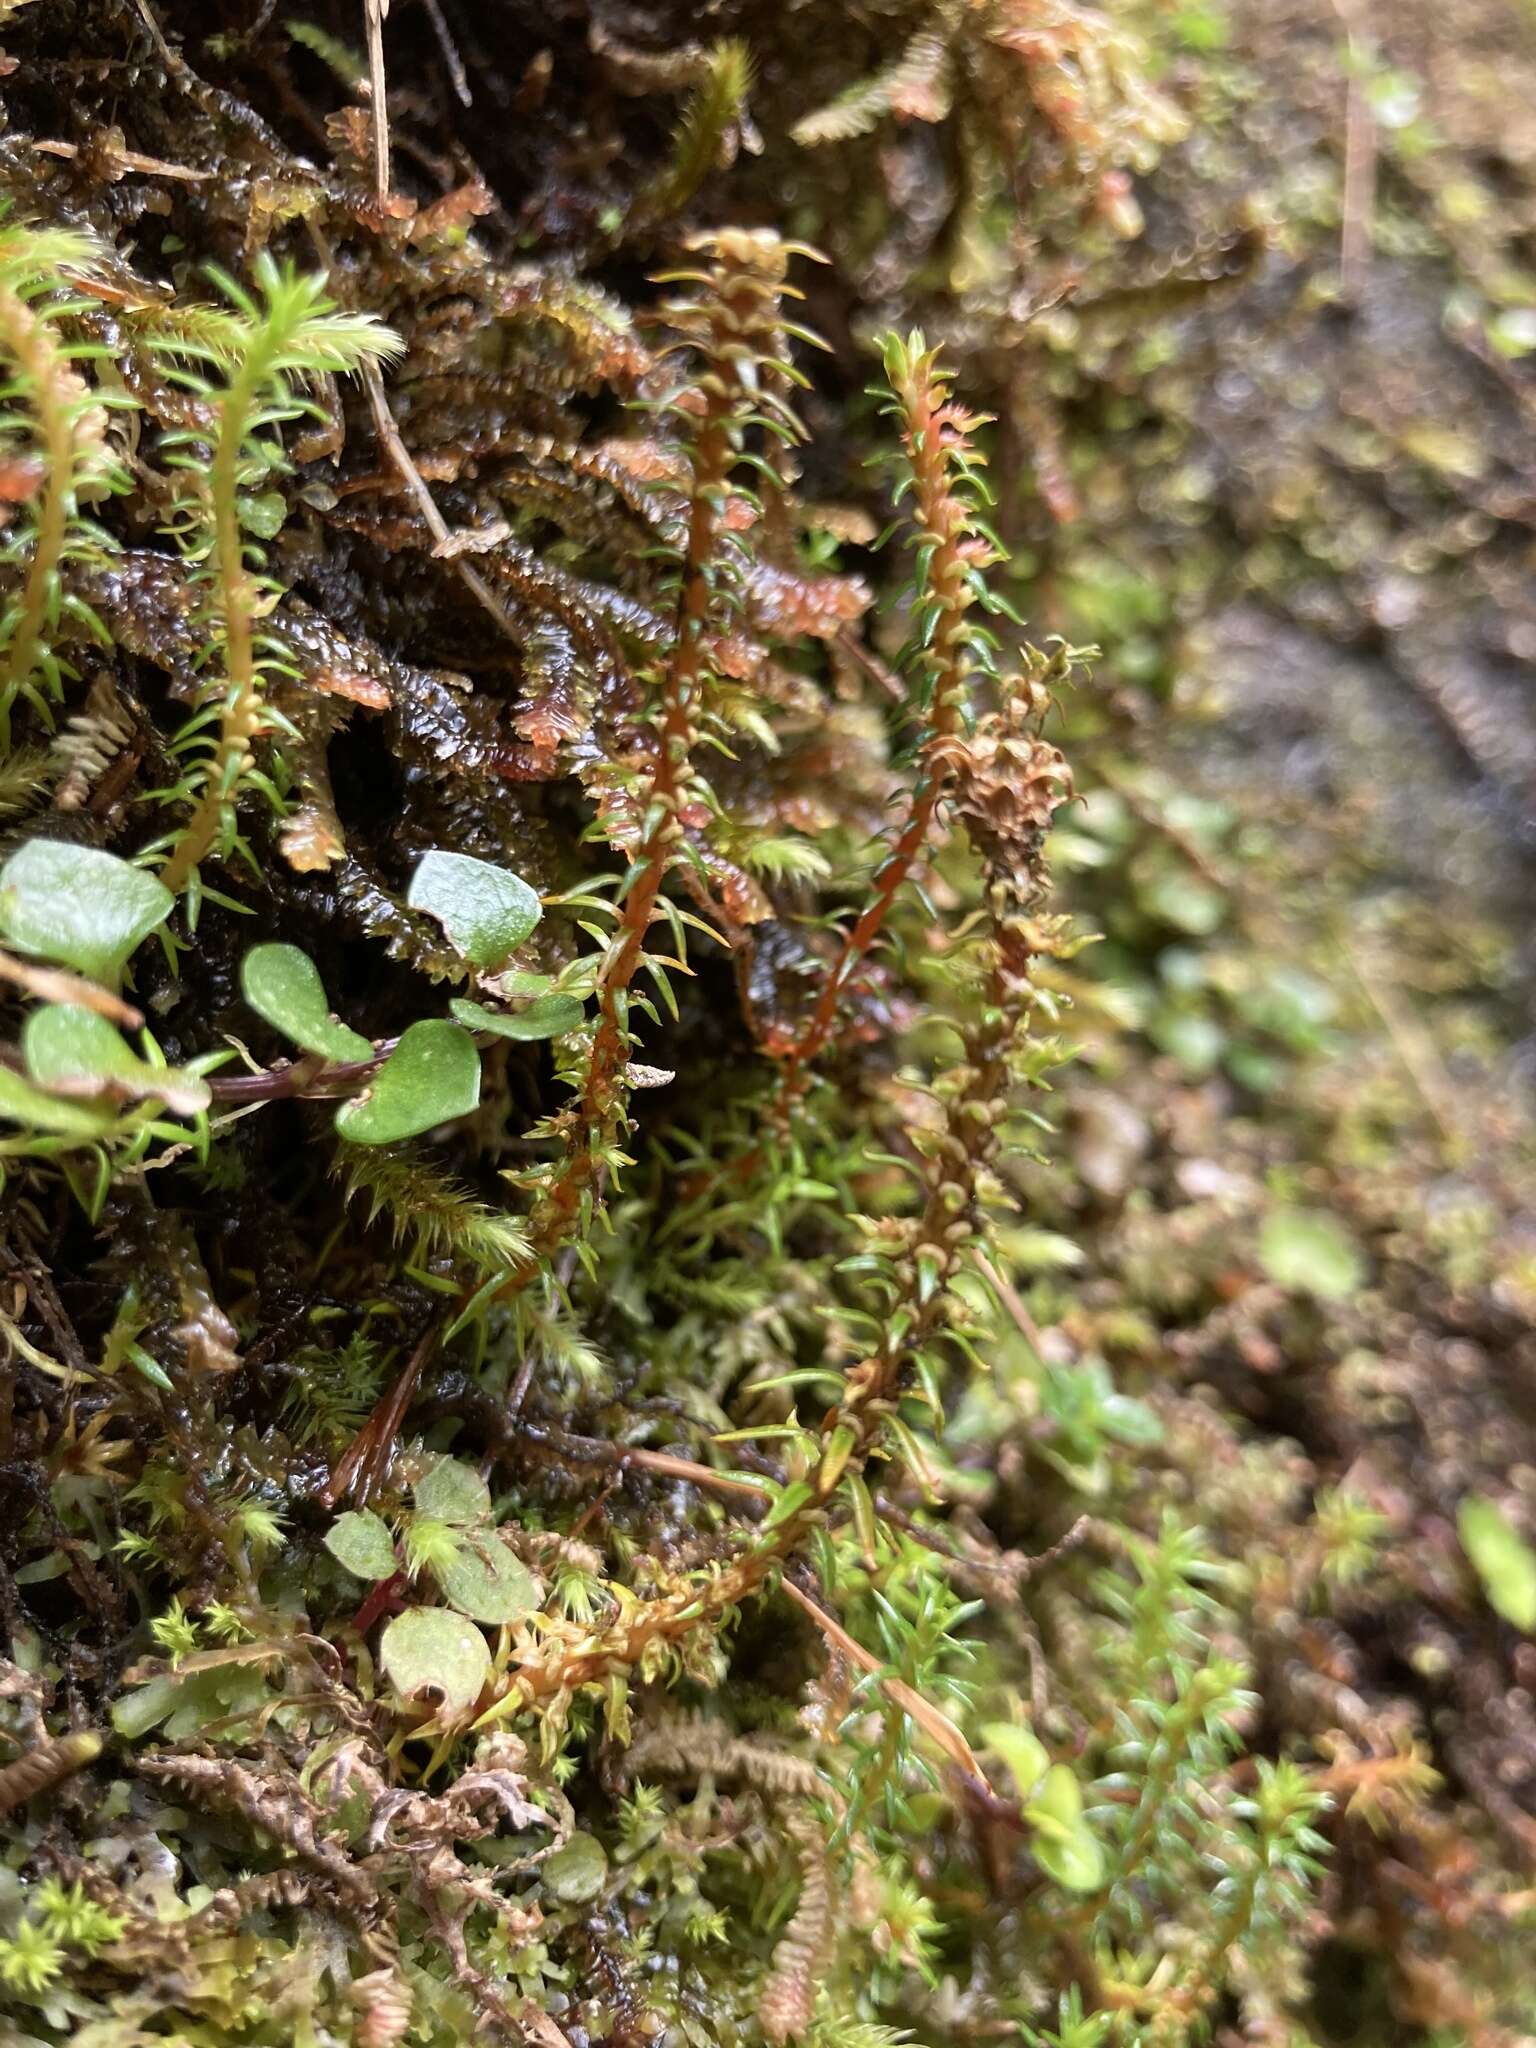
0, 3, 1533, 2044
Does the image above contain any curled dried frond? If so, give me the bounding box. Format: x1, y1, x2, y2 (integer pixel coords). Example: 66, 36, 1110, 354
621, 1713, 824, 1799
0, 1729, 103, 1813
348, 1968, 413, 2048
792, 23, 956, 145
759, 1814, 833, 2044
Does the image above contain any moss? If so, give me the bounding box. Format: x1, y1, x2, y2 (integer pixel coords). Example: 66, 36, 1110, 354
0, 2, 1533, 2044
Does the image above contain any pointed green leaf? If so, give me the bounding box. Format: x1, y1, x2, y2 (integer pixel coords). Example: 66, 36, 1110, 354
438, 1532, 538, 1624
844, 1471, 881, 1566
0, 1063, 120, 1137
23, 1006, 210, 1116
1458, 1495, 1536, 1632
323, 1509, 398, 1581
334, 1020, 480, 1146
241, 943, 373, 1061
0, 839, 172, 989
407, 850, 541, 971
816, 1422, 858, 1495
379, 1606, 490, 1716
449, 994, 585, 1042
761, 1479, 814, 1532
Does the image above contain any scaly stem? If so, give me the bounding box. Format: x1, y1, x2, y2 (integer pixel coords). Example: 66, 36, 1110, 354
583, 406, 729, 1122
770, 335, 984, 1124
0, 286, 75, 728
514, 395, 729, 1266
521, 236, 794, 1262
159, 353, 263, 897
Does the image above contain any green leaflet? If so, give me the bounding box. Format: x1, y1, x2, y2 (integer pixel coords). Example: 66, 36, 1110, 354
23, 1005, 210, 1116
334, 1020, 480, 1145
323, 1510, 398, 1581
407, 850, 542, 972
241, 944, 373, 1062
1458, 1495, 1536, 1632
379, 1607, 490, 1716
0, 840, 171, 990
450, 993, 585, 1041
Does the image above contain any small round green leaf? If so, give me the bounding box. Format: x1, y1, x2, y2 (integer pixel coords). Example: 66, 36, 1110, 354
334, 1020, 480, 1146
1032, 1819, 1105, 1893
1149, 1007, 1225, 1076
407, 850, 541, 971
0, 839, 172, 990
23, 1005, 210, 1116
496, 970, 556, 999
1138, 865, 1227, 937
1025, 1766, 1105, 1890
1025, 1762, 1084, 1829
413, 1454, 491, 1526
982, 1722, 1050, 1800
241, 944, 373, 1062
323, 1509, 398, 1581
438, 1533, 538, 1624
1257, 1207, 1363, 1301
541, 1832, 608, 1904
450, 994, 585, 1043
379, 1606, 490, 1716
239, 489, 289, 540
1458, 1495, 1536, 1633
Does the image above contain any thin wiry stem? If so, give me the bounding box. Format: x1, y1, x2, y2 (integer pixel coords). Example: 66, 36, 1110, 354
364, 0, 391, 205
357, 358, 522, 645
